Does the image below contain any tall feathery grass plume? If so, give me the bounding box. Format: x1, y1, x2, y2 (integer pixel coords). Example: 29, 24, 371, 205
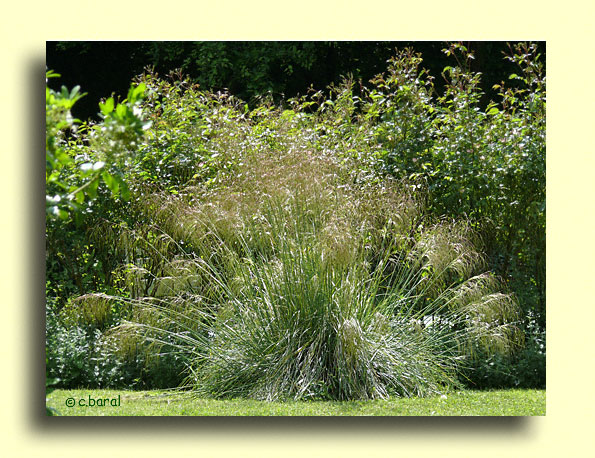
92, 149, 522, 400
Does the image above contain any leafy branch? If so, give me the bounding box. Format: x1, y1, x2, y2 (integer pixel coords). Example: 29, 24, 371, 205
46, 70, 151, 221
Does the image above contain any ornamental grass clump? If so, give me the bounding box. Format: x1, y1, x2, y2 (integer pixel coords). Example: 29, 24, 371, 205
113, 148, 521, 401
180, 234, 462, 400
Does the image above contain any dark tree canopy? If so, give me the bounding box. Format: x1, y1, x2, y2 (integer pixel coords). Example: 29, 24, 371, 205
46, 41, 535, 122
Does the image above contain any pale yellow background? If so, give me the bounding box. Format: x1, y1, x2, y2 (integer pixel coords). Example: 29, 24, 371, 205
3, 1, 594, 456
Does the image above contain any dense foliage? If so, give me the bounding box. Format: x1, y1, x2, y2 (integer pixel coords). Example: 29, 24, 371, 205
46, 42, 545, 398
372, 43, 545, 324
47, 41, 524, 122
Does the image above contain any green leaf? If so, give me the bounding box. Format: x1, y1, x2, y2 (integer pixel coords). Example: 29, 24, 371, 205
100, 97, 114, 115
130, 83, 146, 102
102, 171, 119, 195
55, 149, 73, 166
116, 104, 127, 118
87, 177, 99, 199
69, 85, 81, 99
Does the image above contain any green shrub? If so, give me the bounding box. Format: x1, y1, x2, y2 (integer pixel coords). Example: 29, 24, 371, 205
45, 70, 150, 221
46, 300, 99, 387
364, 43, 546, 324
46, 71, 152, 305
460, 312, 545, 389
46, 297, 187, 389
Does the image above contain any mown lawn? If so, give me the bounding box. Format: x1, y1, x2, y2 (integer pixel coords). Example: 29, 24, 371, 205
47, 389, 545, 416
